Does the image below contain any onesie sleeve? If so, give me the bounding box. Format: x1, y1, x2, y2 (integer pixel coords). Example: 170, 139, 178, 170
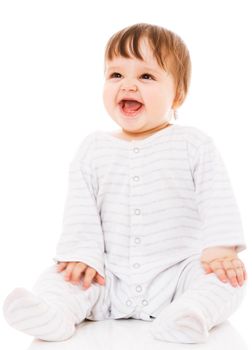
189, 136, 246, 253
53, 133, 105, 277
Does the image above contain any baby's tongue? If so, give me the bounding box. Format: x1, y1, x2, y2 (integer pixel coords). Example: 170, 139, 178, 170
123, 100, 142, 112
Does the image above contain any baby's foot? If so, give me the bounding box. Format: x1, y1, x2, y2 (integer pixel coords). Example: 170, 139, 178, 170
3, 288, 75, 341
150, 301, 209, 344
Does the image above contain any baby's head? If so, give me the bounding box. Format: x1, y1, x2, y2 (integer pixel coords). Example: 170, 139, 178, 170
103, 23, 191, 133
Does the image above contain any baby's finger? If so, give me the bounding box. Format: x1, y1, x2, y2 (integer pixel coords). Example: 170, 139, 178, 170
82, 267, 96, 289
243, 268, 248, 281
64, 262, 76, 281
235, 267, 245, 287
57, 262, 67, 272
94, 273, 105, 285
231, 259, 245, 286
214, 268, 229, 283
226, 268, 239, 287
232, 258, 247, 280
71, 263, 87, 284
222, 260, 238, 287
209, 260, 228, 283
232, 258, 247, 277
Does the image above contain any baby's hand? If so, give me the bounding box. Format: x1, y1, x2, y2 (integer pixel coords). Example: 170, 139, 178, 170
56, 261, 105, 289
200, 247, 247, 288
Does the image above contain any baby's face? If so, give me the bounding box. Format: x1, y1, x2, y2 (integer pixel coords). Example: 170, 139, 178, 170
103, 39, 176, 133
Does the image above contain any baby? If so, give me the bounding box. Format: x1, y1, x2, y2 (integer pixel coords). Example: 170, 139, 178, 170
3, 23, 247, 344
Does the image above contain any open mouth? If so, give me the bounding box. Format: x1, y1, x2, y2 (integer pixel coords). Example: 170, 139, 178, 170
119, 99, 144, 117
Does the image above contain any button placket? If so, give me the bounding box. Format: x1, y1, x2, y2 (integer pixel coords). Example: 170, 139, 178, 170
133, 262, 140, 269
129, 142, 143, 243
136, 285, 142, 293
134, 237, 141, 244
142, 299, 148, 306
134, 208, 141, 215
133, 147, 140, 153
133, 175, 140, 182
129, 143, 146, 303
126, 299, 132, 306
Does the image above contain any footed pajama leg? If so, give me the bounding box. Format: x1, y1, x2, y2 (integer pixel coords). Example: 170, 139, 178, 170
150, 256, 247, 344
3, 265, 107, 341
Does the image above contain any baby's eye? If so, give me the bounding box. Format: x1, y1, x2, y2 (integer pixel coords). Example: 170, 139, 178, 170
141, 73, 155, 80
110, 72, 122, 78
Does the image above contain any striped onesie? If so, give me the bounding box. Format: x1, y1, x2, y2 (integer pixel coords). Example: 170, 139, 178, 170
3, 124, 247, 343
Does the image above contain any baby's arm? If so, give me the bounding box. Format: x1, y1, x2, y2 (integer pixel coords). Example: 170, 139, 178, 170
54, 134, 106, 280
57, 261, 105, 289
200, 246, 247, 287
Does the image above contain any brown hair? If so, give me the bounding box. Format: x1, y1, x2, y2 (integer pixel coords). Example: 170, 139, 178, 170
104, 23, 191, 110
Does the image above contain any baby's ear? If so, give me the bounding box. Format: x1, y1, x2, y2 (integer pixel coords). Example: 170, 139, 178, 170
173, 88, 185, 109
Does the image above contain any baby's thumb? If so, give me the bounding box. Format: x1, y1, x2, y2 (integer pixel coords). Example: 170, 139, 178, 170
201, 261, 212, 274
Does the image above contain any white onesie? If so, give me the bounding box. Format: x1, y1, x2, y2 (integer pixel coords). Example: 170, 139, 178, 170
3, 124, 247, 343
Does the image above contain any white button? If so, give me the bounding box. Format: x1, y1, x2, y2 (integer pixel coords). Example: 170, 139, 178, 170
133, 263, 140, 269
142, 300, 148, 306
135, 237, 141, 244
135, 209, 141, 215
136, 285, 142, 293
133, 176, 140, 181
133, 147, 140, 153
126, 299, 132, 306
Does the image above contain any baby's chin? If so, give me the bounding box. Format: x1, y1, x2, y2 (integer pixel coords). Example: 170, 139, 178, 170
120, 120, 172, 136
113, 115, 146, 131
121, 124, 157, 136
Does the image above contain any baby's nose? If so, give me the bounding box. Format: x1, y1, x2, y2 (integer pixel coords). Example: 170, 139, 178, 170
121, 79, 138, 92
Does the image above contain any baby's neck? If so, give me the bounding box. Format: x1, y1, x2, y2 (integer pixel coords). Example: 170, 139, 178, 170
121, 121, 172, 141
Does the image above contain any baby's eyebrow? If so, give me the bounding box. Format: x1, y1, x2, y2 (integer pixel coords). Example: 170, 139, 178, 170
141, 66, 160, 74
105, 66, 121, 72
105, 65, 162, 75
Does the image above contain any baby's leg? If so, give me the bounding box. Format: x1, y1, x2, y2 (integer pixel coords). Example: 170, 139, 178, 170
150, 256, 247, 344
3, 265, 105, 341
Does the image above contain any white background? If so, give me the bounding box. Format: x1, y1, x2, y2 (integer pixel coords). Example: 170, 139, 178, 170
0, 0, 251, 349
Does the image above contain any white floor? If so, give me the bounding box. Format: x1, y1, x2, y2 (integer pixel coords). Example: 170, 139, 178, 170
27, 319, 250, 350
0, 317, 249, 350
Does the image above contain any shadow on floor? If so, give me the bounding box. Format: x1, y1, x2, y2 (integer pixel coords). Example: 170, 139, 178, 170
27, 319, 248, 350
